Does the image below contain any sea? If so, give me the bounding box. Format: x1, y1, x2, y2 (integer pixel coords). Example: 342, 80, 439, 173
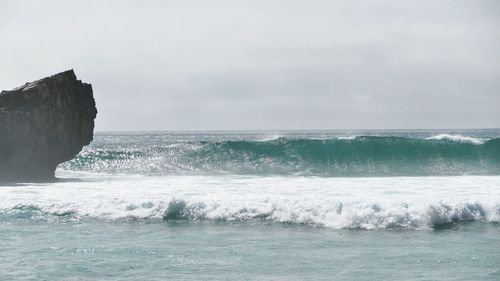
1, 129, 500, 280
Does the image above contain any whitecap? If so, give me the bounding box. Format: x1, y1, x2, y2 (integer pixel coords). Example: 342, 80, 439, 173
426, 134, 484, 144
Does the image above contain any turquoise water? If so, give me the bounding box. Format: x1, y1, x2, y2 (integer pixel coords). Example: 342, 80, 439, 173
1, 130, 500, 280
62, 130, 500, 177
2, 222, 500, 280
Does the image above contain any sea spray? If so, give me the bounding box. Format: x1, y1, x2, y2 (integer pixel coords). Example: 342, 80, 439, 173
60, 135, 500, 176
2, 175, 500, 229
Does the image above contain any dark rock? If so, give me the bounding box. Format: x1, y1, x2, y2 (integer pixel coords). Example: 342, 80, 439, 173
0, 70, 97, 181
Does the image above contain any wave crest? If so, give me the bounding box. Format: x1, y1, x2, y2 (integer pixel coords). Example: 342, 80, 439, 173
59, 136, 500, 176
426, 134, 484, 144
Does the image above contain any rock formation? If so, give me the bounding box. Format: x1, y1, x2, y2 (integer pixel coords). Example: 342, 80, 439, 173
0, 70, 97, 181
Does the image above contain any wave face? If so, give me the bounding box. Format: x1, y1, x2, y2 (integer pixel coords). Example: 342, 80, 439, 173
60, 135, 500, 176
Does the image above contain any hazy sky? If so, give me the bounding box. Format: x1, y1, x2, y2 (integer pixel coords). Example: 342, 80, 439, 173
1, 0, 499, 131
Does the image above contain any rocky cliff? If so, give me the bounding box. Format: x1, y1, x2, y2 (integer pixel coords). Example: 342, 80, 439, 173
0, 70, 97, 181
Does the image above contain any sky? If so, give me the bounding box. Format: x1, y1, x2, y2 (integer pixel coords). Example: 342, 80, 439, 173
1, 0, 499, 131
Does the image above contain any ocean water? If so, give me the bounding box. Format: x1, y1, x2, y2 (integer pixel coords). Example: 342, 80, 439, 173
1, 130, 500, 280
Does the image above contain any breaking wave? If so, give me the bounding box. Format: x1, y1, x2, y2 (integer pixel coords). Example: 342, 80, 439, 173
59, 136, 500, 176
426, 134, 484, 144
2, 198, 499, 230
3, 173, 500, 230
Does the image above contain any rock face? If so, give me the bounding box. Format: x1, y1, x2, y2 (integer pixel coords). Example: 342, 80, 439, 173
0, 70, 97, 181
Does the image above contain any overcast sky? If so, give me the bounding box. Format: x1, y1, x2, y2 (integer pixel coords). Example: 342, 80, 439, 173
1, 0, 499, 131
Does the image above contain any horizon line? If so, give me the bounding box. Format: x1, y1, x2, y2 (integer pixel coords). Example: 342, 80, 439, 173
93, 127, 500, 133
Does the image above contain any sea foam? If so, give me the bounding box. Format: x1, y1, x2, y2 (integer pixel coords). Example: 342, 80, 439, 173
2, 175, 499, 229
426, 134, 484, 144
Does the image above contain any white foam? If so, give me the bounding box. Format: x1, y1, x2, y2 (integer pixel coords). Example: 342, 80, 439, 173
1, 175, 499, 229
257, 134, 283, 142
337, 136, 358, 140
426, 134, 484, 144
